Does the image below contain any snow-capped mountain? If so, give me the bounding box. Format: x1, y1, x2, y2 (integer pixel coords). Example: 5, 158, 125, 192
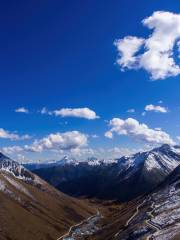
115, 144, 180, 181
24, 155, 78, 170
24, 155, 117, 171
0, 152, 35, 181
55, 155, 78, 165
34, 144, 180, 201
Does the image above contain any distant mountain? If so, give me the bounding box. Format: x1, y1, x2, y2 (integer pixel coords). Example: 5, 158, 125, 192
24, 156, 81, 171
24, 155, 117, 171
0, 153, 95, 240
34, 144, 180, 202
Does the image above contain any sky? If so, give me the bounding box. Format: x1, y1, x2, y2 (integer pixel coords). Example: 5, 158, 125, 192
1, 0, 180, 163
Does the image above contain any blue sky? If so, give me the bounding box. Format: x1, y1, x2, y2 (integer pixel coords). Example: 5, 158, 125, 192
1, 0, 180, 162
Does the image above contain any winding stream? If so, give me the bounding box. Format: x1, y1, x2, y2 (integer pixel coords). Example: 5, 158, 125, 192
61, 210, 102, 240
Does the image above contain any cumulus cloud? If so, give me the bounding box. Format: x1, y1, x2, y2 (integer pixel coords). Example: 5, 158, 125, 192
2, 130, 88, 159
2, 146, 24, 154
0, 128, 31, 141
53, 107, 99, 120
40, 107, 99, 120
23, 131, 88, 153
114, 36, 144, 69
115, 11, 180, 80
145, 104, 168, 113
105, 117, 174, 145
15, 107, 29, 114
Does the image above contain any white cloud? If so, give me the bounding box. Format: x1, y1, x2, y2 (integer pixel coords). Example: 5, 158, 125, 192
0, 128, 31, 141
15, 107, 29, 114
145, 104, 168, 113
105, 117, 174, 145
2, 146, 24, 154
104, 131, 113, 139
107, 147, 138, 158
40, 107, 99, 120
114, 36, 144, 69
127, 108, 135, 113
70, 147, 95, 157
53, 107, 99, 120
1, 131, 88, 161
115, 11, 180, 80
24, 131, 88, 153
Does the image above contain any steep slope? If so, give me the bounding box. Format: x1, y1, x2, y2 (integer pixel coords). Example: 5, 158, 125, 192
85, 164, 180, 240
109, 164, 180, 240
34, 144, 180, 201
0, 153, 95, 240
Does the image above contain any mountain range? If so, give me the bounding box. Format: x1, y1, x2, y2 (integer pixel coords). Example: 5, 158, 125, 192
2, 144, 180, 240
32, 144, 180, 201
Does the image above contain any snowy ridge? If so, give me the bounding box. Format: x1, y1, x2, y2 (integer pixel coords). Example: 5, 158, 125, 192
0, 152, 46, 189
56, 156, 118, 166
3, 174, 34, 199
146, 168, 180, 239
144, 145, 180, 173
116, 144, 180, 177
0, 152, 34, 181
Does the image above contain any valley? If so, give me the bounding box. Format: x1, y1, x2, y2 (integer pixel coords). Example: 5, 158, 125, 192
1, 144, 180, 239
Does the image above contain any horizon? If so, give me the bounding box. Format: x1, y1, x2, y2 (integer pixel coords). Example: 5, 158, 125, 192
1, 143, 179, 164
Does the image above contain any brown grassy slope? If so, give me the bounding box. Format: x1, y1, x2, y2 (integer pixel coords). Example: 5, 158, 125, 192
0, 172, 95, 240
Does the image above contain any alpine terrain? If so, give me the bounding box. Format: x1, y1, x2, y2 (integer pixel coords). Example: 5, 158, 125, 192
33, 144, 180, 201
0, 152, 95, 240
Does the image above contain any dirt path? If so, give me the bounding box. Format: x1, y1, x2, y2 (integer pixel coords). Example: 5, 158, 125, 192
114, 199, 146, 238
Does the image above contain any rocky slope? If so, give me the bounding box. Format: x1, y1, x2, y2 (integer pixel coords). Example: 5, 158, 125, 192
0, 153, 95, 240
84, 164, 180, 240
110, 164, 180, 240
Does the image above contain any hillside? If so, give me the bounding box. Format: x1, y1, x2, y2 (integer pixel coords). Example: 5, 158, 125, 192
89, 165, 180, 240
0, 153, 95, 240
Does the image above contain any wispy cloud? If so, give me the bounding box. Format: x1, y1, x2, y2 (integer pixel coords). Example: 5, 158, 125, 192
15, 107, 29, 114
127, 109, 135, 113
